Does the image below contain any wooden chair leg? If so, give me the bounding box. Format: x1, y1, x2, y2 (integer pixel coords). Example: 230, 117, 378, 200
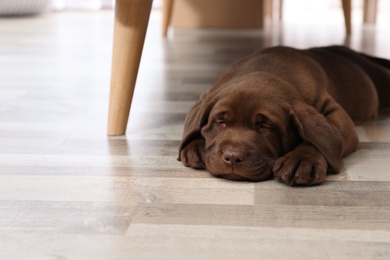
279, 0, 283, 20
363, 0, 377, 24
162, 0, 174, 37
264, 0, 283, 22
263, 0, 273, 20
341, 0, 352, 34
108, 0, 153, 136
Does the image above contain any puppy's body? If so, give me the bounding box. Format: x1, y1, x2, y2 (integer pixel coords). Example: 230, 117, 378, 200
179, 46, 390, 185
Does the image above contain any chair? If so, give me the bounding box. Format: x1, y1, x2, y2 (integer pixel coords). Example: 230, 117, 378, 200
107, 0, 153, 136
107, 0, 352, 136
363, 0, 378, 23
161, 0, 352, 36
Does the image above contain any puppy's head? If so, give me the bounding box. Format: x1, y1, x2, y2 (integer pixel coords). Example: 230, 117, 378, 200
202, 78, 302, 181
179, 73, 299, 181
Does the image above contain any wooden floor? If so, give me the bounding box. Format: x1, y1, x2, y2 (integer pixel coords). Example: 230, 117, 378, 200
1, 9, 390, 260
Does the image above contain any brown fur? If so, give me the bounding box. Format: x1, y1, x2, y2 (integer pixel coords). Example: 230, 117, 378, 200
178, 46, 390, 186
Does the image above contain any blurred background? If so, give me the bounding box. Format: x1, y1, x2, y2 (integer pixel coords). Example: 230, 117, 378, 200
1, 0, 390, 27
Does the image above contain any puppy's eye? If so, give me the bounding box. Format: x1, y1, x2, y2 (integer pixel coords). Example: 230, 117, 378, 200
256, 114, 275, 130
214, 119, 227, 127
257, 122, 265, 128
257, 121, 274, 129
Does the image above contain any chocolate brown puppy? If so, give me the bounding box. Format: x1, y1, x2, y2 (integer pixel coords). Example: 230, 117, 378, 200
178, 46, 390, 186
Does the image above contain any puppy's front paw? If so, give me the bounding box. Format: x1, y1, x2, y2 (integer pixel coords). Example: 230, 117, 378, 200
179, 139, 205, 169
273, 145, 327, 186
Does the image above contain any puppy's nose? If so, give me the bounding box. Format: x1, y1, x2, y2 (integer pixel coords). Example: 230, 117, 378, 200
222, 150, 247, 168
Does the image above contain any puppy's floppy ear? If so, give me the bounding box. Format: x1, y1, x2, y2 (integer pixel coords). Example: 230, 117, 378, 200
289, 103, 344, 172
178, 91, 216, 160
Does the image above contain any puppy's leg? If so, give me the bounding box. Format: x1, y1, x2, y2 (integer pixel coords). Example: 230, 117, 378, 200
274, 100, 359, 186
179, 139, 205, 169
321, 100, 360, 157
